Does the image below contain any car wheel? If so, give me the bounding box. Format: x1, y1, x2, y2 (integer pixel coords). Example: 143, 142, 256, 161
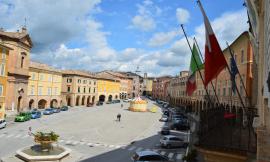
166, 144, 171, 149
183, 143, 188, 148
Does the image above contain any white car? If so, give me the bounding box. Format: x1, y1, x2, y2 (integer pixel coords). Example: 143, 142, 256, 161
0, 119, 7, 129
160, 135, 187, 148
132, 150, 170, 162
123, 98, 132, 102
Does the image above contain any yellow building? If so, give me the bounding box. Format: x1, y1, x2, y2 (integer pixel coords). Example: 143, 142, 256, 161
97, 74, 120, 102
28, 62, 62, 109
0, 44, 12, 119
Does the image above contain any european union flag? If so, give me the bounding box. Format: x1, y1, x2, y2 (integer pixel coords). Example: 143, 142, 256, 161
230, 57, 239, 93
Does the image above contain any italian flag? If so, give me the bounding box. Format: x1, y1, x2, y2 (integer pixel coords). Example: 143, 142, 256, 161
186, 43, 204, 96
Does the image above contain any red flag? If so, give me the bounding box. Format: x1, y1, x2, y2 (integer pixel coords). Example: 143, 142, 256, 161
198, 1, 227, 86
187, 73, 196, 96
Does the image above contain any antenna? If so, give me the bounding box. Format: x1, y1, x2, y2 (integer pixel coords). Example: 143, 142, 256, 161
135, 66, 141, 73
24, 18, 27, 28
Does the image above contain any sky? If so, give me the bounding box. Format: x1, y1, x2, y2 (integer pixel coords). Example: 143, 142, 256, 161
0, 0, 248, 77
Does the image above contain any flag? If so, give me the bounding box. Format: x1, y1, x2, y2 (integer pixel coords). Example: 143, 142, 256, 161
186, 43, 204, 96
230, 57, 239, 93
198, 0, 227, 86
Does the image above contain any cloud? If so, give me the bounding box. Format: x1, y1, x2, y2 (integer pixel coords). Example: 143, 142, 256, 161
176, 8, 190, 24
130, 0, 158, 31
148, 30, 179, 47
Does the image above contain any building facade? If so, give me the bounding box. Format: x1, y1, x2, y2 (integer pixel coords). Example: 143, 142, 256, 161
62, 70, 97, 107
96, 74, 120, 102
0, 27, 32, 113
152, 76, 172, 101
0, 44, 12, 119
168, 71, 189, 107
28, 62, 63, 109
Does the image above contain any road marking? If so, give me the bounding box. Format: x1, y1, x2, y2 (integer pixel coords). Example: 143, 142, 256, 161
168, 153, 174, 159
136, 147, 143, 152
176, 154, 182, 160
109, 145, 115, 148
160, 151, 166, 155
115, 145, 121, 148
87, 143, 93, 146
128, 146, 136, 151
94, 143, 101, 146
14, 134, 22, 138
6, 134, 14, 138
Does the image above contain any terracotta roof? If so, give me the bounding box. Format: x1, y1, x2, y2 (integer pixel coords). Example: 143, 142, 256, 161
0, 28, 33, 47
96, 73, 120, 82
62, 70, 97, 78
30, 61, 62, 73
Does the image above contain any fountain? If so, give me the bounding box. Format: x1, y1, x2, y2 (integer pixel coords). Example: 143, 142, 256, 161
16, 131, 71, 161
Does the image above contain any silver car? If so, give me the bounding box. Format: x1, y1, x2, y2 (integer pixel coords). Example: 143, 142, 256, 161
160, 135, 187, 148
0, 119, 7, 129
132, 151, 170, 162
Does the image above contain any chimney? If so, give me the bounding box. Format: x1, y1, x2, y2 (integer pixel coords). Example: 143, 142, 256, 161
21, 27, 27, 33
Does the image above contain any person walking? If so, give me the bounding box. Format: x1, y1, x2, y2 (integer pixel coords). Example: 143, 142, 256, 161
117, 113, 121, 122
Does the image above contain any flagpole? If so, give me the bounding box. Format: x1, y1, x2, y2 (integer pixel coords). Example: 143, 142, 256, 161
180, 24, 215, 108
194, 37, 221, 106
226, 42, 251, 107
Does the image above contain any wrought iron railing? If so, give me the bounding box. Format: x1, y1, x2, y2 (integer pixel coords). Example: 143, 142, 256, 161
196, 107, 257, 153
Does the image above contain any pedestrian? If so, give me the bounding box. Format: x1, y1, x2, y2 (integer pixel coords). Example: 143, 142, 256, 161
117, 113, 121, 122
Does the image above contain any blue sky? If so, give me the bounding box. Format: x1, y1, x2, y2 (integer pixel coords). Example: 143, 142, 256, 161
0, 0, 248, 76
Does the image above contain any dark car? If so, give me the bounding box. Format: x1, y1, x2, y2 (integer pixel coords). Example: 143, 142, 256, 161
31, 110, 42, 119
163, 110, 169, 116
170, 120, 190, 131
52, 108, 61, 113
106, 101, 113, 104
161, 126, 170, 135
43, 108, 54, 115
132, 151, 170, 162
113, 100, 121, 103
61, 106, 69, 111
96, 101, 103, 106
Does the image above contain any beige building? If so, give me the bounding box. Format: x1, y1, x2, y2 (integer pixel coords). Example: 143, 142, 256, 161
28, 62, 63, 109
62, 70, 98, 107
0, 27, 32, 113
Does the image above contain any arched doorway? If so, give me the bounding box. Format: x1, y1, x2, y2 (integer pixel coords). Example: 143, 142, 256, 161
115, 95, 118, 99
87, 96, 91, 104
66, 96, 71, 106
50, 99, 58, 108
76, 96, 80, 106
82, 96, 86, 106
17, 96, 22, 112
108, 95, 112, 101
92, 96, 95, 103
132, 93, 135, 98
99, 95, 105, 102
143, 91, 146, 96
38, 99, 47, 109
29, 99, 34, 109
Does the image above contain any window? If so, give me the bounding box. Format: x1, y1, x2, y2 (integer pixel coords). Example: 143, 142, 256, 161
32, 73, 36, 80
94, 88, 96, 93
39, 74, 44, 81
234, 54, 237, 64
223, 87, 226, 96
2, 48, 6, 59
0, 63, 5, 76
89, 87, 91, 93
241, 49, 244, 63
78, 79, 81, 83
21, 56, 24, 68
67, 78, 72, 83
38, 86, 42, 95
83, 87, 86, 93
47, 87, 51, 95
48, 75, 52, 82
0, 84, 3, 96
31, 85, 34, 95
94, 81, 96, 85
54, 87, 58, 95
67, 86, 71, 92
83, 80, 87, 84
78, 86, 80, 93
89, 80, 91, 84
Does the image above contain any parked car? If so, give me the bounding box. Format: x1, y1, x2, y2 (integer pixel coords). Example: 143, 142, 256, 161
52, 108, 61, 113
160, 135, 187, 148
43, 108, 54, 115
170, 120, 190, 131
61, 106, 69, 111
96, 101, 103, 106
123, 98, 131, 102
0, 119, 7, 129
163, 110, 169, 116
159, 116, 168, 122
161, 126, 170, 135
106, 101, 113, 104
113, 99, 121, 103
31, 110, 42, 119
132, 151, 170, 162
87, 103, 93, 107
15, 112, 31, 122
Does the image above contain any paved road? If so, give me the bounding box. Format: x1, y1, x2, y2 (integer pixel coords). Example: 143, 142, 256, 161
0, 101, 187, 161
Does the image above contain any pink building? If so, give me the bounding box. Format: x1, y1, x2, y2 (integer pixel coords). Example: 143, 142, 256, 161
152, 76, 172, 101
